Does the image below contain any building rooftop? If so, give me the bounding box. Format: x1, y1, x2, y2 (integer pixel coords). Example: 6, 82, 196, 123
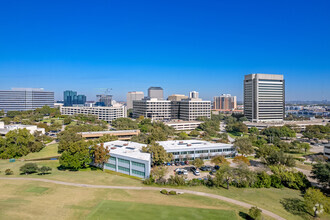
165, 121, 202, 125
103, 140, 150, 161
79, 130, 139, 135
157, 140, 233, 151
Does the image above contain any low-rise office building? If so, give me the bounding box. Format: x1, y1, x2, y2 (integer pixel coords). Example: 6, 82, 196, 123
101, 141, 151, 179
165, 121, 202, 131
0, 122, 45, 135
179, 99, 211, 121
79, 130, 140, 140
157, 140, 236, 162
61, 106, 126, 123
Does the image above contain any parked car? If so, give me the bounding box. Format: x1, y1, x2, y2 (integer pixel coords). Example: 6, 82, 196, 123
180, 161, 185, 166
175, 162, 180, 166
190, 166, 197, 172
183, 170, 188, 175
184, 160, 189, 165
166, 162, 172, 166
214, 165, 220, 170
200, 166, 212, 171
209, 169, 217, 175
193, 170, 200, 176
177, 171, 184, 175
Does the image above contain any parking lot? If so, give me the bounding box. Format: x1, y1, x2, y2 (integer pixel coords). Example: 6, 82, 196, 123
164, 161, 219, 180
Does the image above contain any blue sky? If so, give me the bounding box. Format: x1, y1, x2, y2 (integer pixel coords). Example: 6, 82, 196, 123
0, 0, 329, 101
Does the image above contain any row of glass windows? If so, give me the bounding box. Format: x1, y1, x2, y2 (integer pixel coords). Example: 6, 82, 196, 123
109, 157, 116, 161
132, 170, 145, 177
105, 163, 116, 169
132, 161, 145, 168
118, 166, 130, 172
118, 158, 129, 164
172, 148, 235, 155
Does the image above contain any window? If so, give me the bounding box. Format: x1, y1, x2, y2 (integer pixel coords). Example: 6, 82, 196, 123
105, 163, 116, 169
132, 169, 145, 177
132, 161, 145, 168
109, 157, 116, 161
118, 166, 130, 172
118, 158, 129, 164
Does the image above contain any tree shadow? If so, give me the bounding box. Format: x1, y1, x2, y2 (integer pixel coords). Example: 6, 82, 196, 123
239, 211, 252, 220
280, 198, 310, 219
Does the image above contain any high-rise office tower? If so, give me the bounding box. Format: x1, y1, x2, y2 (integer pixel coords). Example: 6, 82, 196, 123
213, 94, 237, 110
63, 90, 86, 106
244, 73, 285, 122
148, 87, 163, 99
96, 94, 112, 107
189, 91, 199, 99
126, 91, 144, 109
0, 88, 54, 112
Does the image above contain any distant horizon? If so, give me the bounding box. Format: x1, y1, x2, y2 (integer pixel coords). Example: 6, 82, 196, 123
1, 1, 329, 101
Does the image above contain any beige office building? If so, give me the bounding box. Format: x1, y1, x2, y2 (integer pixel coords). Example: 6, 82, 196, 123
126, 91, 144, 109
244, 73, 285, 122
167, 94, 188, 101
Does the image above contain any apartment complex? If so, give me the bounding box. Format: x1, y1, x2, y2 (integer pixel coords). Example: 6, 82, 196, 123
213, 94, 237, 110
63, 90, 86, 106
133, 98, 171, 120
157, 140, 236, 162
148, 87, 163, 99
126, 91, 144, 109
0, 88, 54, 112
61, 106, 127, 122
244, 74, 285, 122
101, 141, 151, 179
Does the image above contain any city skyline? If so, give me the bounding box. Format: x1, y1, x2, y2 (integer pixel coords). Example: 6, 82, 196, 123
0, 1, 329, 101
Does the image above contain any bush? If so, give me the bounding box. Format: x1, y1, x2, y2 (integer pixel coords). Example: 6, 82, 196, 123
143, 176, 155, 185
249, 206, 262, 220
38, 166, 52, 175
169, 190, 177, 195
20, 163, 38, 175
160, 189, 168, 195
255, 171, 271, 188
5, 169, 13, 175
270, 174, 283, 188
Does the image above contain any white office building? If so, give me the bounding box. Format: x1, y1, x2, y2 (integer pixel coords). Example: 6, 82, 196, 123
164, 121, 202, 131
179, 98, 211, 121
60, 106, 127, 123
133, 98, 171, 121
244, 74, 285, 122
0, 88, 54, 112
101, 141, 151, 178
126, 91, 144, 109
189, 91, 199, 99
0, 122, 45, 135
157, 140, 236, 162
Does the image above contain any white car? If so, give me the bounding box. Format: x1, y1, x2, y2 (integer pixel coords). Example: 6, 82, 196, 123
193, 170, 200, 176
183, 170, 188, 175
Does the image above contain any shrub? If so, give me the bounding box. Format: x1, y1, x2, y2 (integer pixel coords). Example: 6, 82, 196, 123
160, 189, 168, 195
169, 190, 177, 195
249, 206, 262, 220
255, 171, 271, 188
38, 166, 52, 175
20, 163, 38, 175
143, 176, 155, 185
270, 174, 283, 188
5, 169, 13, 175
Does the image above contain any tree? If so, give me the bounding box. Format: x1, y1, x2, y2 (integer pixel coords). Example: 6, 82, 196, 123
249, 206, 262, 220
233, 155, 250, 165
38, 166, 52, 175
300, 143, 310, 154
249, 127, 259, 135
20, 163, 38, 175
266, 151, 296, 167
151, 166, 168, 181
215, 164, 233, 189
192, 158, 204, 168
59, 140, 91, 170
63, 117, 72, 125
91, 143, 110, 170
5, 169, 13, 175
57, 130, 83, 152
189, 130, 200, 137
311, 162, 330, 189
142, 143, 172, 166
211, 155, 229, 166
111, 118, 138, 130
304, 188, 329, 217
1, 117, 11, 125
178, 132, 189, 140
234, 137, 254, 156
226, 122, 248, 133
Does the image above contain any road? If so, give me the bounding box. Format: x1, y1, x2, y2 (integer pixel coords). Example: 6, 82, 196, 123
0, 177, 285, 220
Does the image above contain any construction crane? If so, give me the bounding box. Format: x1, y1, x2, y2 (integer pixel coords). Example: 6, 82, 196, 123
98, 88, 112, 95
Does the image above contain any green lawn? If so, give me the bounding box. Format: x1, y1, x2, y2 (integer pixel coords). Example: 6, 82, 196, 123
87, 200, 238, 220
22, 144, 60, 160
228, 131, 248, 138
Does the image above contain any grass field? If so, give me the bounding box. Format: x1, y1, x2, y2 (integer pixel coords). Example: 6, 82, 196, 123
0, 179, 251, 220
22, 144, 60, 160
87, 200, 238, 220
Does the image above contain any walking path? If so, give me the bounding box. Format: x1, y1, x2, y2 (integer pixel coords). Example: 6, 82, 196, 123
0, 177, 285, 220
